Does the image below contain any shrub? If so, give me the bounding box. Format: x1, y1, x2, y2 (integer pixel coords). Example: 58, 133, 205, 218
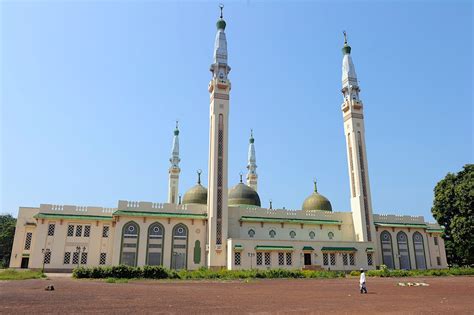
72, 266, 474, 280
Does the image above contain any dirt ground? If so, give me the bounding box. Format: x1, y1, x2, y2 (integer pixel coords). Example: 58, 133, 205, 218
1, 276, 473, 314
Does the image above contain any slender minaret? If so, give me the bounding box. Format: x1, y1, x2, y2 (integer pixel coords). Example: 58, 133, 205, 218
168, 121, 181, 204
207, 5, 230, 268
246, 129, 258, 191
341, 32, 376, 242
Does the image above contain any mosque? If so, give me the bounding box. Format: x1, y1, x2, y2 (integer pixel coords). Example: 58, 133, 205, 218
9, 8, 447, 272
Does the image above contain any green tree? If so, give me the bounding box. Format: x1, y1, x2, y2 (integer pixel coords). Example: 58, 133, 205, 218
0, 214, 17, 268
431, 164, 474, 266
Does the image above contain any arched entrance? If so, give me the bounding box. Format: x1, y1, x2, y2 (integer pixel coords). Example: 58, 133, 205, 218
397, 231, 411, 270
120, 221, 140, 266
413, 232, 427, 269
171, 223, 188, 269
380, 231, 395, 269
146, 222, 165, 265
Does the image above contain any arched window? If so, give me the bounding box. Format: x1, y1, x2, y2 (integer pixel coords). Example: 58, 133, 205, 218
120, 221, 140, 266
309, 231, 315, 240
413, 232, 427, 270
269, 230, 276, 238
248, 229, 255, 238
171, 224, 188, 270
146, 222, 164, 266
397, 231, 411, 270
380, 231, 394, 269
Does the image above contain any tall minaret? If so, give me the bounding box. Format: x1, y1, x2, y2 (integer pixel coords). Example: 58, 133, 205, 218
168, 121, 181, 204
341, 32, 376, 243
246, 130, 258, 191
207, 5, 231, 268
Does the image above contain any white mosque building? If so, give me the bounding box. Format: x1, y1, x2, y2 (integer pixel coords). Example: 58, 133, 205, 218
9, 9, 447, 272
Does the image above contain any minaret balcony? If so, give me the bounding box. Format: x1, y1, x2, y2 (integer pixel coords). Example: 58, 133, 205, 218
217, 79, 229, 90
352, 100, 363, 110
341, 101, 350, 113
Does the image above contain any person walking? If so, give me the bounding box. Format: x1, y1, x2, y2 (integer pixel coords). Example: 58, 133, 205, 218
359, 268, 368, 294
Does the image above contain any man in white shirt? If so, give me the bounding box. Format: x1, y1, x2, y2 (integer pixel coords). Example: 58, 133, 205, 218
360, 268, 368, 294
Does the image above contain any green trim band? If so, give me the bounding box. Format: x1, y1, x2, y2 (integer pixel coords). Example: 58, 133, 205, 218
34, 213, 112, 221
321, 247, 357, 252
22, 254, 30, 257
114, 210, 207, 220
234, 245, 243, 250
255, 245, 294, 251
374, 222, 428, 228
240, 216, 342, 225
366, 247, 375, 252
302, 246, 314, 251
426, 228, 444, 232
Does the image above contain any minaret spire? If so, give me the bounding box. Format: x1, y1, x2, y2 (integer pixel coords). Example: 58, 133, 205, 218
246, 129, 258, 191
168, 121, 181, 204
340, 33, 376, 244
207, 5, 231, 268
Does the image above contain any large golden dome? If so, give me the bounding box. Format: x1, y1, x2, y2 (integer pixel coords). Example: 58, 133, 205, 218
182, 171, 208, 205
228, 178, 261, 207
302, 181, 332, 211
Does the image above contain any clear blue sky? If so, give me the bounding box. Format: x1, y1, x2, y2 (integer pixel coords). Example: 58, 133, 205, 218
1, 1, 472, 221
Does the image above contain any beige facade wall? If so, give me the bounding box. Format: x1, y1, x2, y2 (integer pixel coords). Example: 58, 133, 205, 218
9, 200, 447, 272
226, 239, 375, 271
112, 216, 207, 270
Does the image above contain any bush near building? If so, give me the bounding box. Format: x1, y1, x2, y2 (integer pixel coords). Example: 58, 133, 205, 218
73, 265, 474, 280
73, 265, 345, 280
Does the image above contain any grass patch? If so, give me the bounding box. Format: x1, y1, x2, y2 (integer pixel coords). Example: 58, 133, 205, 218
0, 269, 46, 280
350, 265, 474, 277
105, 278, 129, 284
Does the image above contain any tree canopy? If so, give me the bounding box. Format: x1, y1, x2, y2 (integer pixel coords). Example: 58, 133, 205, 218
431, 164, 473, 266
0, 214, 17, 268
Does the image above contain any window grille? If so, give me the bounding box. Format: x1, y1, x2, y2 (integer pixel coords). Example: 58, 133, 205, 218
278, 252, 284, 265
84, 225, 91, 237
323, 253, 329, 266
309, 231, 315, 240
81, 252, 88, 265
99, 253, 107, 265
342, 253, 348, 266
76, 225, 83, 237
234, 252, 241, 266
349, 253, 355, 265
330, 253, 336, 265
64, 252, 71, 264
289, 231, 296, 239
248, 229, 255, 238
264, 252, 271, 266
72, 252, 80, 265
24, 232, 32, 250
367, 253, 373, 266
256, 252, 263, 265
44, 251, 51, 264
436, 257, 441, 266
328, 232, 334, 240
286, 252, 292, 265
102, 225, 110, 238
269, 230, 276, 238
67, 225, 74, 237
47, 224, 55, 236
434, 237, 438, 246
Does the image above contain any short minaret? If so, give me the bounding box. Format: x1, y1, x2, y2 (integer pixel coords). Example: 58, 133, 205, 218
168, 121, 181, 204
341, 32, 376, 242
246, 129, 258, 191
207, 5, 231, 268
